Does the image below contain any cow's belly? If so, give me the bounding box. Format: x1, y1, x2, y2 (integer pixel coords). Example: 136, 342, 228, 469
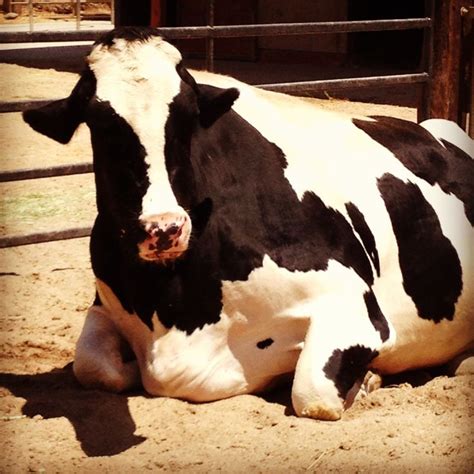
371, 262, 474, 374
373, 301, 474, 374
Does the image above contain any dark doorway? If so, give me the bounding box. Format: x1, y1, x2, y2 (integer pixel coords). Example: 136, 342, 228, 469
114, 0, 152, 26
348, 1, 426, 70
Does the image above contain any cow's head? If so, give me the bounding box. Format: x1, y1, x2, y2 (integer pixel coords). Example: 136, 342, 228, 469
23, 27, 239, 264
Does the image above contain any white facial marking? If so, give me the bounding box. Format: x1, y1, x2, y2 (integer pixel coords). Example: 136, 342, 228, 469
87, 36, 184, 218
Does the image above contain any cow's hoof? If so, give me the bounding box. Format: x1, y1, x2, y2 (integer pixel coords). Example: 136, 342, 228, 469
363, 371, 382, 393
292, 392, 343, 420
350, 371, 382, 405
299, 402, 342, 421
446, 350, 474, 376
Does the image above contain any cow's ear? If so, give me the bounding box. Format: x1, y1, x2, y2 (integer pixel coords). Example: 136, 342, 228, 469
175, 63, 239, 127
23, 98, 80, 144
23, 68, 96, 144
197, 85, 240, 128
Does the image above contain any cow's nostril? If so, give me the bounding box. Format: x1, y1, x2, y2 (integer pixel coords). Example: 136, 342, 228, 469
166, 224, 180, 236
139, 213, 191, 257
145, 223, 183, 239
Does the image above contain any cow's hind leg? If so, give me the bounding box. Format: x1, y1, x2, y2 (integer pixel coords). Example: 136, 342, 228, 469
291, 289, 391, 420
73, 305, 141, 392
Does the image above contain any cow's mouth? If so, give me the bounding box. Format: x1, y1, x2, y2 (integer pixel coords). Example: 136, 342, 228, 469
137, 232, 190, 263
139, 248, 187, 263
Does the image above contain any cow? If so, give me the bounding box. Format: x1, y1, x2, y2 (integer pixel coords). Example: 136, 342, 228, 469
23, 27, 474, 421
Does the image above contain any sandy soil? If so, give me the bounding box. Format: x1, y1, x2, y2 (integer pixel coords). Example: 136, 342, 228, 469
0, 64, 473, 473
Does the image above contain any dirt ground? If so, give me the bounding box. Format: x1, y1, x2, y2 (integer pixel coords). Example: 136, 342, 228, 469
0, 3, 111, 24
0, 64, 473, 473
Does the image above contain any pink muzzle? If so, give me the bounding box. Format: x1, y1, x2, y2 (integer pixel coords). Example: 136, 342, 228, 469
138, 212, 192, 262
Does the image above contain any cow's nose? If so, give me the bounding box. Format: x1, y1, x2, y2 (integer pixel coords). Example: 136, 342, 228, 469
139, 213, 191, 256
146, 223, 183, 251
146, 222, 182, 239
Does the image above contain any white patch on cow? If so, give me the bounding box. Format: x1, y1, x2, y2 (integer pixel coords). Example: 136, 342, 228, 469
420, 118, 474, 157
145, 316, 249, 401
87, 36, 184, 218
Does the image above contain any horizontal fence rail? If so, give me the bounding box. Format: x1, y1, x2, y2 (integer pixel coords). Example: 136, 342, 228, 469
0, 227, 92, 249
0, 99, 56, 113
0, 163, 93, 182
257, 73, 430, 93
0, 18, 431, 43
0, 73, 430, 114
0, 15, 433, 248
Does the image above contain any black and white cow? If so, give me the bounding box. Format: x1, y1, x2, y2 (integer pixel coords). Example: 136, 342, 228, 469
24, 27, 474, 420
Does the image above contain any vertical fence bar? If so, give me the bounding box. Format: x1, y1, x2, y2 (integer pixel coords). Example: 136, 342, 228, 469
206, 0, 215, 72
419, 0, 434, 122
28, 0, 33, 32
75, 0, 80, 30
110, 0, 115, 25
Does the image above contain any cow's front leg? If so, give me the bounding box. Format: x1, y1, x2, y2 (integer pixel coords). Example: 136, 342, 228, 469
291, 289, 389, 420
73, 305, 141, 392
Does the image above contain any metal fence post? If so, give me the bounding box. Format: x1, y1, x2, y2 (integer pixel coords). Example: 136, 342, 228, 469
28, 0, 34, 32
419, 0, 434, 122
75, 0, 81, 30
206, 0, 215, 72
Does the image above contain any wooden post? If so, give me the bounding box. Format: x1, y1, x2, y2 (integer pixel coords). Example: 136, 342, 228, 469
429, 0, 470, 121
460, 5, 473, 136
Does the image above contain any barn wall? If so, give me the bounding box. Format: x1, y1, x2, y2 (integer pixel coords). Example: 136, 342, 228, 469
172, 0, 348, 63
258, 0, 348, 59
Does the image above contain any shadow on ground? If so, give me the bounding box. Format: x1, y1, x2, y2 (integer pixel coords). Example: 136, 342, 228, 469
0, 364, 146, 456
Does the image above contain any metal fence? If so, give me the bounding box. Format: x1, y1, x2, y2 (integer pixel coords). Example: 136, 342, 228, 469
0, 6, 435, 249
4, 0, 113, 32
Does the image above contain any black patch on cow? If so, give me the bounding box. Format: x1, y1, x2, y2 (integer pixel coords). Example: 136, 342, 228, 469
89, 76, 375, 334
440, 139, 474, 225
87, 100, 150, 229
377, 174, 463, 322
363, 290, 390, 342
91, 214, 223, 332
353, 116, 474, 225
323, 345, 378, 400
256, 338, 274, 349
345, 202, 380, 277
95, 26, 162, 47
